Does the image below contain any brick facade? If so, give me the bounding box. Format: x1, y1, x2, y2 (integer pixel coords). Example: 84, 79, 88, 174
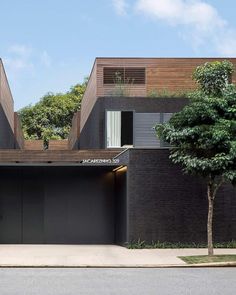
124, 149, 236, 243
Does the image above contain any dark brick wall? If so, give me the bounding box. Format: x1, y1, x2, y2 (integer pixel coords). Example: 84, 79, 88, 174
79, 97, 189, 149
126, 149, 236, 243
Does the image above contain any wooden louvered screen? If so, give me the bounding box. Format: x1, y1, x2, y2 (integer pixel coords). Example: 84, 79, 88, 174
125, 68, 145, 84
103, 68, 124, 84
103, 67, 145, 84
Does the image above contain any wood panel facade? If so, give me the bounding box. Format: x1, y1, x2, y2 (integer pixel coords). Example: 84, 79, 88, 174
146, 58, 236, 93
0, 149, 122, 163
80, 62, 97, 131
24, 140, 44, 150
0, 59, 14, 131
48, 140, 68, 150
80, 57, 236, 131
68, 111, 80, 149
14, 112, 24, 149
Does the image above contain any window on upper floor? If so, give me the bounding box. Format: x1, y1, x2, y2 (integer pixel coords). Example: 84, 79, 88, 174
106, 111, 133, 148
106, 111, 173, 149
134, 112, 173, 148
103, 68, 145, 84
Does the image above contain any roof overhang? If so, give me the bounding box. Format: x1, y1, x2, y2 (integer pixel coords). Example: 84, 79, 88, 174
0, 149, 125, 166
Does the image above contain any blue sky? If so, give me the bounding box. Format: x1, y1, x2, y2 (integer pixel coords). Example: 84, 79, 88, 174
1, 0, 236, 110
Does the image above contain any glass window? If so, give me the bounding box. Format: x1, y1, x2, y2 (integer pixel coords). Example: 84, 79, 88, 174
106, 111, 133, 148
106, 111, 121, 148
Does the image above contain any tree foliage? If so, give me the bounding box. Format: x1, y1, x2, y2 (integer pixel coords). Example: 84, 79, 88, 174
19, 80, 87, 144
156, 60, 236, 255
193, 60, 234, 97
156, 86, 236, 181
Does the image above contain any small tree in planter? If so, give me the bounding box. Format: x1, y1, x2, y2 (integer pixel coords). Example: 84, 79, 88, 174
156, 61, 236, 256
111, 71, 134, 96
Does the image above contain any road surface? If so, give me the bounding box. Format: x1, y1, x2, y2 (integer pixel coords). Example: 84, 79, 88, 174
0, 268, 235, 295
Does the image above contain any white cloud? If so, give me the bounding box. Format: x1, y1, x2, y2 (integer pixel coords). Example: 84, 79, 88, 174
136, 0, 225, 31
135, 0, 229, 51
112, 0, 128, 16
2, 44, 53, 76
4, 44, 34, 73
112, 0, 236, 56
4, 57, 33, 71
9, 44, 32, 57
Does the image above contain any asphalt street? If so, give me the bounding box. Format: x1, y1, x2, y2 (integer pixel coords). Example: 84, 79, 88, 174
0, 268, 235, 295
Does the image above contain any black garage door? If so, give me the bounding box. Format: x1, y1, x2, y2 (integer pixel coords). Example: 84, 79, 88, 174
0, 166, 115, 244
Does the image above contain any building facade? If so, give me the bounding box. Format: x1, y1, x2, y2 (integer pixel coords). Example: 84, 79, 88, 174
0, 58, 236, 245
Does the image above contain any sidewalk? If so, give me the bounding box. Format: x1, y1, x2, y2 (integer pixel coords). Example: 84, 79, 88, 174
0, 245, 236, 267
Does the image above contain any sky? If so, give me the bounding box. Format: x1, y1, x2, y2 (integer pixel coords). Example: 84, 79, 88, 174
1, 0, 236, 110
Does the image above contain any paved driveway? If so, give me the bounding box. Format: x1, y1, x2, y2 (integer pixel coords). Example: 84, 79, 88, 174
0, 245, 236, 267
0, 268, 236, 295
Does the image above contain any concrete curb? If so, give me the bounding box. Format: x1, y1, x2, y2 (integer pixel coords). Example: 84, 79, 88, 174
0, 262, 235, 268
182, 262, 236, 268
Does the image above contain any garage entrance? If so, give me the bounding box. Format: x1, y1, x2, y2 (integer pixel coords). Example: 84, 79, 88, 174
0, 166, 126, 244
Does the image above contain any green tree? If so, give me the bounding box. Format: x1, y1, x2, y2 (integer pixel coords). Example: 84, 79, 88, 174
156, 61, 236, 256
19, 79, 87, 146
193, 60, 234, 96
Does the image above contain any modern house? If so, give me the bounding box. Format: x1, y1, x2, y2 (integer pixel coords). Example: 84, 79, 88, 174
0, 57, 236, 245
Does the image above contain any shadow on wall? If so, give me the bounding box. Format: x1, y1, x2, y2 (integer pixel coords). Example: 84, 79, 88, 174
0, 105, 16, 149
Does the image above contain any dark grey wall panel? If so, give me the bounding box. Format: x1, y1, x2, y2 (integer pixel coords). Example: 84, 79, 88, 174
79, 97, 188, 149
44, 169, 69, 244
0, 166, 118, 244
134, 113, 160, 147
44, 167, 115, 244
0, 168, 22, 243
115, 169, 127, 245
22, 168, 44, 243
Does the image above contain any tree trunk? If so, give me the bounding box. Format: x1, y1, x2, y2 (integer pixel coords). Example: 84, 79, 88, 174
207, 182, 215, 256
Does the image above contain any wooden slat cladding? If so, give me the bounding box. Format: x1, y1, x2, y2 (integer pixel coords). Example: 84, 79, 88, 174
102, 84, 146, 97
103, 67, 145, 84
80, 61, 97, 131
147, 58, 236, 93
14, 112, 24, 149
0, 149, 122, 163
24, 140, 44, 150
125, 68, 145, 84
80, 58, 236, 132
0, 60, 14, 131
68, 111, 80, 149
48, 140, 68, 150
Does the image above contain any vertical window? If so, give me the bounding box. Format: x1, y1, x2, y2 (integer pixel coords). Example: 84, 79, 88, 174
106, 111, 133, 148
106, 111, 121, 148
121, 112, 133, 146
